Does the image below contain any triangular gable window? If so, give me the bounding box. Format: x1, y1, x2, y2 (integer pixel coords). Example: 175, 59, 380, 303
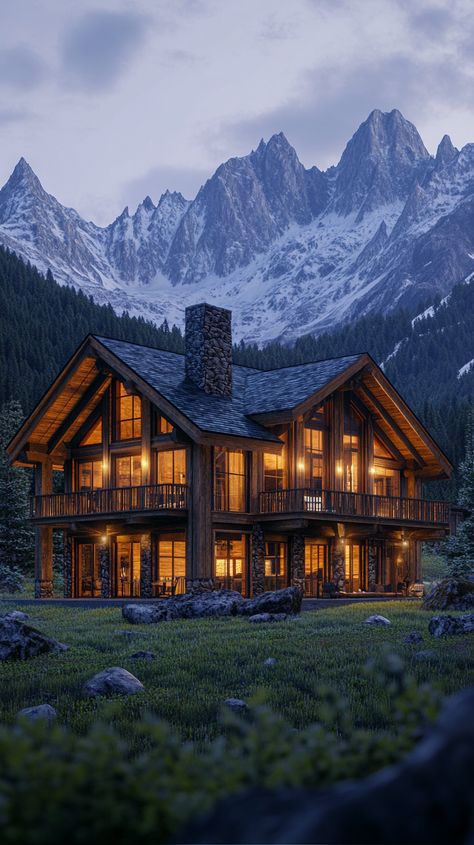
374, 435, 394, 460
80, 417, 102, 446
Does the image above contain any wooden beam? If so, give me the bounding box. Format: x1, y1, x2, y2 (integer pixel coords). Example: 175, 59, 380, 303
357, 384, 426, 467
47, 372, 109, 454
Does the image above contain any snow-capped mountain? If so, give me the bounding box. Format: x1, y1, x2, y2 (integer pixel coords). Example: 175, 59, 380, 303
2, 108, 474, 343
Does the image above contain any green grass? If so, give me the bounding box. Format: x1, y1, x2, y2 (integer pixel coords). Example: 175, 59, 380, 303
1, 601, 473, 742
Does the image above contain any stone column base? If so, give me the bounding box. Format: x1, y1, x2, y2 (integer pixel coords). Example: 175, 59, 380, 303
331, 544, 345, 592
140, 534, 153, 598
63, 534, 73, 598
35, 579, 53, 599
251, 523, 265, 595
99, 544, 111, 598
290, 535, 305, 592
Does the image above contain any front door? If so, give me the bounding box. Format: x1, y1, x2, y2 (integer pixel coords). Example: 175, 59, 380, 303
115, 537, 141, 597
304, 541, 327, 596
344, 543, 366, 592
76, 542, 101, 597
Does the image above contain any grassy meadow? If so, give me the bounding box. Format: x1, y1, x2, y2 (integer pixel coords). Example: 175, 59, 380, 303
1, 600, 473, 743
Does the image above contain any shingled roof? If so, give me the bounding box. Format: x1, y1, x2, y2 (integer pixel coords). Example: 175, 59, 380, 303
95, 336, 363, 442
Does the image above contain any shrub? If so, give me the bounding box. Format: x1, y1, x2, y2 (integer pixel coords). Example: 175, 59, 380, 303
0, 562, 24, 594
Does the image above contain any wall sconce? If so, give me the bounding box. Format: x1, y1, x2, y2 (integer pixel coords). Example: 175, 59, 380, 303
100, 534, 107, 545
141, 456, 149, 470
102, 460, 108, 473
402, 539, 409, 548
297, 460, 305, 472
369, 466, 375, 475
336, 463, 343, 475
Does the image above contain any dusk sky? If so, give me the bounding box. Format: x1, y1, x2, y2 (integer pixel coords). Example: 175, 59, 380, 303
1, 0, 474, 224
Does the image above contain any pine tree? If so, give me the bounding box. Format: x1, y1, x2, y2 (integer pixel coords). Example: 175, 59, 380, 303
0, 399, 33, 591
445, 408, 474, 576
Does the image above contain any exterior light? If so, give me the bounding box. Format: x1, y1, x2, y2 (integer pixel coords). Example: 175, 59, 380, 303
369, 466, 375, 475
141, 456, 148, 469
297, 460, 305, 472
402, 539, 409, 547
336, 463, 343, 475
100, 534, 107, 544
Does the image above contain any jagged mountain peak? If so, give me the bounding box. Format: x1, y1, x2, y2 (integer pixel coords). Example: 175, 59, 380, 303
2, 157, 45, 196
435, 134, 459, 168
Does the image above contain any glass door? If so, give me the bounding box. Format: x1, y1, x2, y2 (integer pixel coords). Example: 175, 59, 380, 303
115, 538, 141, 597
214, 533, 246, 594
264, 541, 287, 591
344, 543, 365, 592
76, 542, 101, 597
304, 541, 327, 596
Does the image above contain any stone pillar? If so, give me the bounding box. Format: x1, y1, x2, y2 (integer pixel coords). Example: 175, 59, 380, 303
99, 542, 111, 598
331, 539, 345, 592
63, 533, 73, 598
368, 539, 377, 592
185, 303, 232, 396
251, 523, 265, 595
290, 535, 305, 593
140, 533, 153, 598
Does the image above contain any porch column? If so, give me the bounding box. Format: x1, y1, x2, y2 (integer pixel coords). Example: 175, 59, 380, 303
188, 443, 214, 591
34, 460, 53, 598
99, 540, 111, 598
251, 523, 265, 595
331, 538, 345, 592
290, 534, 305, 592
140, 533, 153, 598
63, 533, 73, 598
367, 539, 377, 592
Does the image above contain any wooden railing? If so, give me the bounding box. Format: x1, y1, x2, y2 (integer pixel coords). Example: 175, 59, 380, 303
31, 484, 188, 520
258, 488, 450, 525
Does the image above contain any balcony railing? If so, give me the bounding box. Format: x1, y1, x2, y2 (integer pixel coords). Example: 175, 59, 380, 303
258, 488, 450, 526
31, 484, 188, 520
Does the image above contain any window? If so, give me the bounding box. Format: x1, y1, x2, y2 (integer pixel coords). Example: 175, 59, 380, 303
215, 534, 246, 594
304, 407, 325, 490
156, 535, 186, 595
304, 541, 327, 596
116, 538, 141, 597
156, 415, 173, 435
263, 451, 286, 492
116, 383, 141, 440
114, 455, 141, 487
77, 460, 102, 491
264, 541, 287, 591
77, 543, 101, 597
343, 401, 362, 492
80, 417, 102, 446
156, 449, 186, 484
374, 436, 393, 459
344, 543, 364, 592
214, 448, 247, 511
373, 466, 400, 497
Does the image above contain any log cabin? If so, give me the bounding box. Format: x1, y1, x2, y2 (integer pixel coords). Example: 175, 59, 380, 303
7, 303, 454, 600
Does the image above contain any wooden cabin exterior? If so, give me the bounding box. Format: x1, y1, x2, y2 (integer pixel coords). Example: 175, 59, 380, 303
7, 303, 454, 600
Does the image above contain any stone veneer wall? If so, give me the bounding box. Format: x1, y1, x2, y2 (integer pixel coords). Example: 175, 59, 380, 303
331, 541, 345, 592
140, 534, 153, 598
251, 524, 265, 595
34, 578, 53, 599
368, 540, 377, 592
185, 303, 232, 397
99, 543, 111, 598
290, 535, 305, 592
63, 533, 73, 598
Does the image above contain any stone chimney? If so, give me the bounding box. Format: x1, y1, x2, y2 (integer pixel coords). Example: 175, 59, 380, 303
185, 303, 232, 397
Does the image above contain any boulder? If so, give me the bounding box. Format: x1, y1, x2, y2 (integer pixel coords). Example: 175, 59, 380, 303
122, 590, 245, 624
428, 614, 474, 638
0, 618, 68, 661
248, 613, 287, 623
224, 698, 247, 713
423, 577, 474, 612
84, 667, 144, 697
240, 587, 302, 617
3, 610, 29, 622
403, 630, 423, 644
363, 615, 391, 626
181, 685, 474, 844
130, 651, 155, 661
18, 703, 57, 723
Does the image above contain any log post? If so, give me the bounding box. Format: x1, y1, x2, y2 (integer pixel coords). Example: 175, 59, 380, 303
34, 460, 53, 598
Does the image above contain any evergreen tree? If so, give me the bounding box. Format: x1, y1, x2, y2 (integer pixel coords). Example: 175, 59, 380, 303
0, 399, 33, 591
445, 408, 474, 576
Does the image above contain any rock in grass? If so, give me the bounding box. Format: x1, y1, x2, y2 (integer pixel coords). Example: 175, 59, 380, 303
3, 610, 29, 622
423, 577, 474, 611
18, 703, 57, 723
415, 650, 439, 662
84, 667, 144, 697
224, 698, 247, 713
240, 587, 302, 617
263, 657, 277, 667
0, 618, 68, 661
404, 630, 423, 644
130, 651, 155, 661
248, 613, 287, 623
364, 615, 391, 626
428, 614, 474, 637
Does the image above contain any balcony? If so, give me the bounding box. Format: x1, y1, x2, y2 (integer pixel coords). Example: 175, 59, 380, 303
31, 483, 188, 521
258, 488, 450, 526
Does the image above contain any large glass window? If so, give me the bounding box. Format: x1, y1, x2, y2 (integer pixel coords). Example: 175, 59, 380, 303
80, 417, 102, 446
77, 460, 102, 491
304, 541, 327, 597
116, 538, 141, 597
156, 449, 186, 485
373, 466, 400, 497
344, 543, 364, 592
263, 451, 287, 492
264, 541, 287, 591
114, 455, 142, 487
304, 407, 325, 490
343, 402, 362, 492
155, 534, 186, 596
215, 533, 246, 594
156, 415, 173, 435
214, 448, 247, 511
116, 383, 141, 440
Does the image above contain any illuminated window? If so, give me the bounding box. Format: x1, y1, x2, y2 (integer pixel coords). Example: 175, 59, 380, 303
264, 541, 287, 591
116, 383, 141, 440
304, 541, 327, 596
343, 401, 362, 492
373, 466, 400, 497
114, 455, 142, 487
156, 415, 173, 435
214, 448, 247, 511
344, 544, 363, 592
156, 535, 186, 595
215, 534, 245, 593
116, 538, 141, 597
374, 436, 393, 459
77, 543, 101, 597
304, 407, 325, 490
157, 449, 186, 484
263, 451, 286, 492
78, 460, 102, 491
80, 417, 102, 446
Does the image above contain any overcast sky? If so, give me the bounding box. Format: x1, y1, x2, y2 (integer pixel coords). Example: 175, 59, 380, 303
1, 0, 474, 224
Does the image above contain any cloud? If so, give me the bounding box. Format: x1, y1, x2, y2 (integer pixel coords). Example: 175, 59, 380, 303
0, 107, 36, 125
61, 10, 149, 92
0, 46, 47, 90
122, 163, 210, 210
